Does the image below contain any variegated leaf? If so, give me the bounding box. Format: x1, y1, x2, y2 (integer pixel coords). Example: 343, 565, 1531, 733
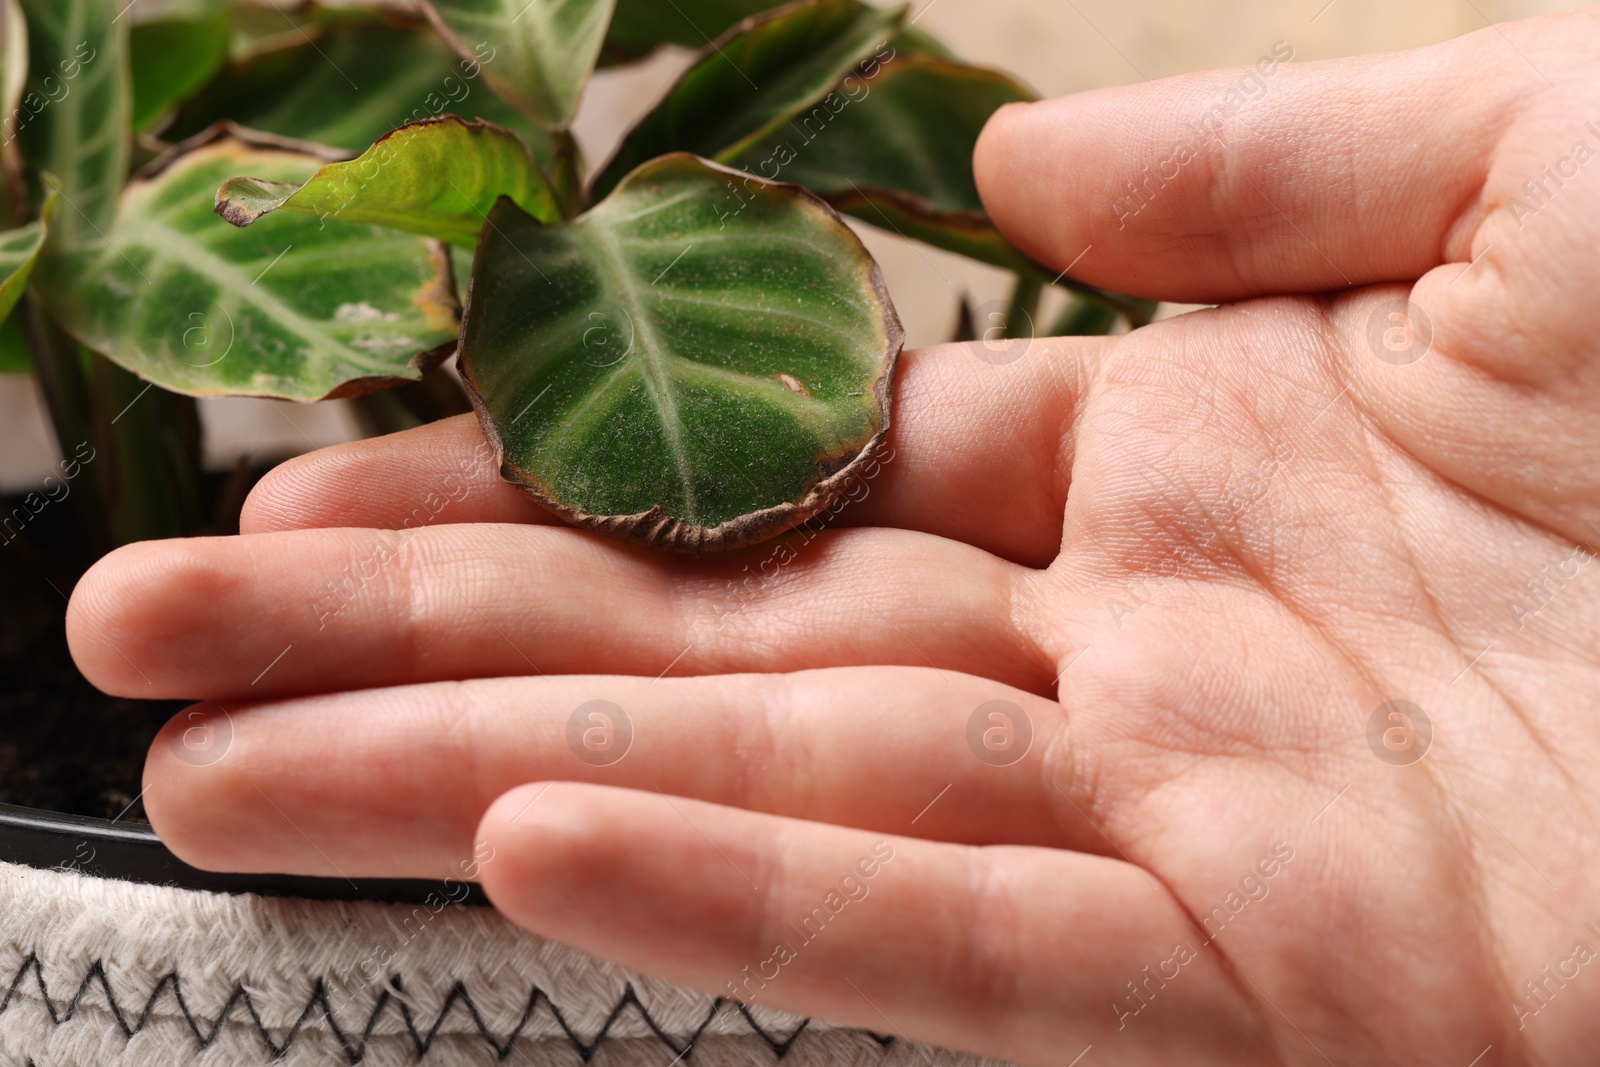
34, 141, 461, 400
458, 153, 902, 552
16, 0, 130, 237
215, 116, 559, 247
421, 0, 616, 129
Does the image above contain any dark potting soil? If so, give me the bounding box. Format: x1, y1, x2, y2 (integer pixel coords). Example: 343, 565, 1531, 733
0, 368, 475, 822
0, 536, 180, 823
0, 460, 274, 822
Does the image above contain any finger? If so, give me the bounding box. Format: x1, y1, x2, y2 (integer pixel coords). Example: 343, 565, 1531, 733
476, 783, 1261, 1066
143, 668, 1081, 877
974, 16, 1573, 302
238, 411, 558, 533
67, 523, 1053, 700
241, 339, 1113, 567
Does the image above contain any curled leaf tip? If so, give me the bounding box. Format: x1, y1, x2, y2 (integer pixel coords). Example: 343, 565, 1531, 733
214, 177, 299, 228
210, 116, 557, 245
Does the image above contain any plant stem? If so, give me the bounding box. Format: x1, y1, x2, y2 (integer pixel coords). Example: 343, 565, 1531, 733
1003, 274, 1042, 340
349, 388, 423, 438
1049, 295, 1120, 337
88, 355, 203, 545
393, 363, 473, 424
1051, 275, 1158, 328
21, 296, 110, 557
1123, 297, 1159, 328
547, 129, 584, 218
947, 295, 977, 343
23, 297, 93, 465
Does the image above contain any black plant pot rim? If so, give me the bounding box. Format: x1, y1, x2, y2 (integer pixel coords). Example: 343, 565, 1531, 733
0, 802, 487, 906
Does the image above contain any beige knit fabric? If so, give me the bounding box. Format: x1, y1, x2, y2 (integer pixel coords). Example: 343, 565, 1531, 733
0, 862, 1003, 1066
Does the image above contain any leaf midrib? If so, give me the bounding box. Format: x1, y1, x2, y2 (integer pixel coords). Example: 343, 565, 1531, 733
713, 6, 903, 162
581, 220, 699, 524
433, 0, 560, 120
119, 219, 400, 377
57, 0, 86, 207
45, 0, 124, 231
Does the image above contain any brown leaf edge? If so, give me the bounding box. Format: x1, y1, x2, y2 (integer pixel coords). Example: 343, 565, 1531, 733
457, 152, 905, 555
321, 235, 461, 400
829, 185, 1158, 326
321, 334, 458, 400
820, 181, 1038, 269
137, 120, 355, 181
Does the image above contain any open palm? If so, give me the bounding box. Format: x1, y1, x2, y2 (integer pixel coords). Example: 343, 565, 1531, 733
69, 9, 1600, 1064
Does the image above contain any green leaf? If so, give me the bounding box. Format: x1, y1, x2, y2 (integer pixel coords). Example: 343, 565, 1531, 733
727, 54, 1034, 271
604, 0, 773, 57
827, 184, 1040, 274
16, 0, 131, 237
166, 20, 564, 171
130, 11, 230, 133
0, 306, 27, 371
124, 0, 228, 20
458, 153, 902, 552
591, 0, 904, 201
33, 140, 461, 400
215, 116, 558, 246
0, 214, 44, 319
420, 0, 616, 129
889, 25, 956, 60
739, 56, 1034, 215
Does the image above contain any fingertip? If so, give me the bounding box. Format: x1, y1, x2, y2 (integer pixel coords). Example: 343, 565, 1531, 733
66, 541, 206, 698
143, 702, 259, 871
478, 782, 558, 850
476, 784, 771, 983
476, 782, 600, 929
240, 414, 550, 534
63, 553, 112, 688
238, 455, 309, 534
238, 433, 391, 534
973, 98, 1035, 209
974, 95, 1094, 280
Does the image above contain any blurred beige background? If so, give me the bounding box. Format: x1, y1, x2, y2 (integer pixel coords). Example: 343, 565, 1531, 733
1, 0, 1591, 489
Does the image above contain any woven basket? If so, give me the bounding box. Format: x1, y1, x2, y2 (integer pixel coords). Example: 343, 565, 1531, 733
0, 808, 1000, 1066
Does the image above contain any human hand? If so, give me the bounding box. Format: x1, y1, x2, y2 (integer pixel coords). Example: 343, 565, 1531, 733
68, 8, 1600, 1064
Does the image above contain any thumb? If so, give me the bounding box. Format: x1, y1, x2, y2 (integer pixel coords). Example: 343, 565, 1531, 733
973, 12, 1589, 303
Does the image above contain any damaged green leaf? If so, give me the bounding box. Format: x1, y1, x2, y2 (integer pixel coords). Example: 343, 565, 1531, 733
458, 153, 901, 552
34, 140, 461, 400
214, 115, 558, 246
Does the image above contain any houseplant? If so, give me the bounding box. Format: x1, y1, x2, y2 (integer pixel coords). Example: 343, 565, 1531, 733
0, 0, 1141, 1062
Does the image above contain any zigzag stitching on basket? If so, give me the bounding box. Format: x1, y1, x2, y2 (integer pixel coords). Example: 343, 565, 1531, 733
0, 954, 894, 1062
